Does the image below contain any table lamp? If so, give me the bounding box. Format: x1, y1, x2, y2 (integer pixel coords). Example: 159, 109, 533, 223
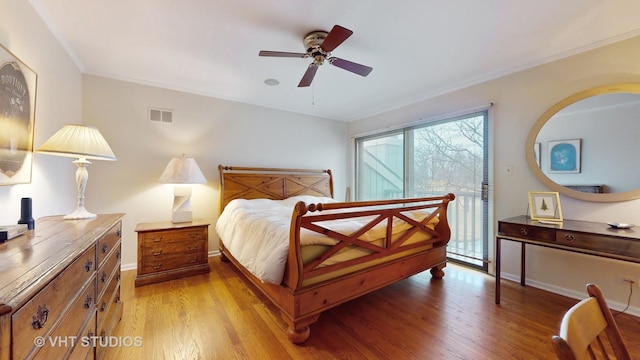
158, 155, 207, 223
37, 124, 117, 219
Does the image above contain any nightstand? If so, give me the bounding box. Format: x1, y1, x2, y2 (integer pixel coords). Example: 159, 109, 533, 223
134, 219, 210, 287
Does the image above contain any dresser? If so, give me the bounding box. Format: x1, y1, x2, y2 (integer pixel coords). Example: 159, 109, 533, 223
134, 219, 210, 287
0, 214, 124, 360
495, 215, 640, 304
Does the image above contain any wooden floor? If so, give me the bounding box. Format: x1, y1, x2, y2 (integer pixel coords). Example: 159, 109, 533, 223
107, 257, 640, 359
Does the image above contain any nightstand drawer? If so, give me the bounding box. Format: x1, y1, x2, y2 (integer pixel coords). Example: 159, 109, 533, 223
141, 228, 205, 245
499, 222, 555, 243
141, 239, 206, 257
140, 253, 207, 274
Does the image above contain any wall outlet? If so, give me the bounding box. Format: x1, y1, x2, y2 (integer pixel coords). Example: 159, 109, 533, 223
617, 274, 639, 286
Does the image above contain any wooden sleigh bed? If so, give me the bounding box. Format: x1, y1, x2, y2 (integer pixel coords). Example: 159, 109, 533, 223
216, 165, 455, 343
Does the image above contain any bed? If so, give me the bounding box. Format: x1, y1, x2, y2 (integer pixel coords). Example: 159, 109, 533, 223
216, 165, 455, 343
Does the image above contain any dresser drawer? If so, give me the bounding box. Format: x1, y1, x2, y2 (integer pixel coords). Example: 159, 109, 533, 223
499, 222, 555, 243
96, 287, 122, 359
30, 280, 96, 360
68, 315, 96, 360
97, 242, 121, 298
140, 253, 207, 274
140, 227, 205, 246
97, 268, 120, 330
557, 231, 640, 258
11, 245, 97, 359
97, 222, 122, 267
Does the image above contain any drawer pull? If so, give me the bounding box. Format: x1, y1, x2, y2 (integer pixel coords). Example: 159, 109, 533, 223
151, 250, 163, 256
84, 294, 93, 309
187, 245, 198, 251
152, 263, 162, 270
117, 229, 122, 237
100, 301, 107, 312
85, 258, 94, 272
116, 272, 121, 281
31, 305, 49, 329
152, 236, 163, 242
564, 234, 576, 242
102, 244, 109, 253
117, 251, 121, 259
519, 228, 529, 236
101, 272, 108, 283
189, 233, 199, 239
188, 257, 198, 264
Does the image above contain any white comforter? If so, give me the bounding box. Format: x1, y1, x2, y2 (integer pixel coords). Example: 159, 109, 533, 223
216, 195, 437, 284
216, 196, 339, 284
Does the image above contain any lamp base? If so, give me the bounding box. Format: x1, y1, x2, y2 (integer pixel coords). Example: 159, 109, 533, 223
64, 206, 97, 220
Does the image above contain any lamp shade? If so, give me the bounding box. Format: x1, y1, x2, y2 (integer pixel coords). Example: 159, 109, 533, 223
158, 156, 206, 184
36, 124, 116, 160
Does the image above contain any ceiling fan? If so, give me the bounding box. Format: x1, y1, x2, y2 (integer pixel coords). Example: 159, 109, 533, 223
259, 25, 373, 87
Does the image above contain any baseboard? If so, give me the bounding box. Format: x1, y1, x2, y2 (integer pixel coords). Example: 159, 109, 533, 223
500, 272, 640, 317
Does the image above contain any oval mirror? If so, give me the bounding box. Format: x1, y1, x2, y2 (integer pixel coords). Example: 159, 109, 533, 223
525, 84, 640, 202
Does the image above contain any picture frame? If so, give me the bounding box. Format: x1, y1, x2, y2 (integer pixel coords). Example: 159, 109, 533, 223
548, 139, 581, 173
0, 44, 38, 185
528, 191, 563, 222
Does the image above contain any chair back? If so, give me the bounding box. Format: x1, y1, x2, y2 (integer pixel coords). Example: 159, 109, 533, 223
551, 283, 631, 360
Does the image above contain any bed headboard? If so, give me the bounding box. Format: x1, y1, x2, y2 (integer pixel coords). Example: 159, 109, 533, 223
218, 165, 334, 212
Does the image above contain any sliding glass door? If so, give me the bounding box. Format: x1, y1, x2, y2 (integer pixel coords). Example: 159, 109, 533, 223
355, 110, 489, 271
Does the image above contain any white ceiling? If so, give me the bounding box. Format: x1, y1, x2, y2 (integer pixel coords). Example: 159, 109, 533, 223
29, 0, 640, 122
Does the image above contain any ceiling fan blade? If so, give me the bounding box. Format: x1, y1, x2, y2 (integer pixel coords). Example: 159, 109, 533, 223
298, 64, 319, 87
259, 50, 308, 58
329, 57, 373, 77
320, 25, 353, 52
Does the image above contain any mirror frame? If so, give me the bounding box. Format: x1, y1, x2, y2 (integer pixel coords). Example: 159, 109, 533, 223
525, 83, 640, 202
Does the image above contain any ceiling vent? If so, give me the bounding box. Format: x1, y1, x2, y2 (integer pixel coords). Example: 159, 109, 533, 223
148, 107, 173, 124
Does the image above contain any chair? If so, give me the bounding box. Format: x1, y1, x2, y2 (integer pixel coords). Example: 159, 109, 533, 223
551, 283, 631, 360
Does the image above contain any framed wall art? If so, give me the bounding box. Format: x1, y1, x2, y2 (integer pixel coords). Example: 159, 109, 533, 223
0, 44, 37, 185
528, 191, 563, 222
548, 139, 581, 173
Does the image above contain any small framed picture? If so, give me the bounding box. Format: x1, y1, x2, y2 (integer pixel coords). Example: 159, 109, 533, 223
528, 191, 563, 222
548, 139, 581, 173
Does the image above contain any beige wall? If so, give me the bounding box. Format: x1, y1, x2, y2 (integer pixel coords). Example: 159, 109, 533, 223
349, 36, 640, 314
0, 0, 81, 224
81, 75, 349, 269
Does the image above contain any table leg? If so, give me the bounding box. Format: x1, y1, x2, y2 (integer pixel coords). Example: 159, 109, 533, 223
520, 242, 526, 286
495, 237, 501, 304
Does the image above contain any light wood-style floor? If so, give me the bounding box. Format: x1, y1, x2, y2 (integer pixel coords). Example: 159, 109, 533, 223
107, 257, 640, 359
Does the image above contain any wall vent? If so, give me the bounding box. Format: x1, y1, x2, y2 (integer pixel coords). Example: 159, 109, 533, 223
148, 107, 173, 124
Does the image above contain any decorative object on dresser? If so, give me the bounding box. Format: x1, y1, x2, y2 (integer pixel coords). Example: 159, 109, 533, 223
0, 224, 27, 242
0, 213, 124, 360
134, 219, 210, 287
18, 197, 35, 229
527, 191, 563, 222
495, 216, 640, 304
157, 154, 207, 223
36, 124, 117, 219
0, 44, 37, 186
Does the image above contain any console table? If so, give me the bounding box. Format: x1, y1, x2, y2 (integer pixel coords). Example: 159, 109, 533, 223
495, 215, 640, 304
